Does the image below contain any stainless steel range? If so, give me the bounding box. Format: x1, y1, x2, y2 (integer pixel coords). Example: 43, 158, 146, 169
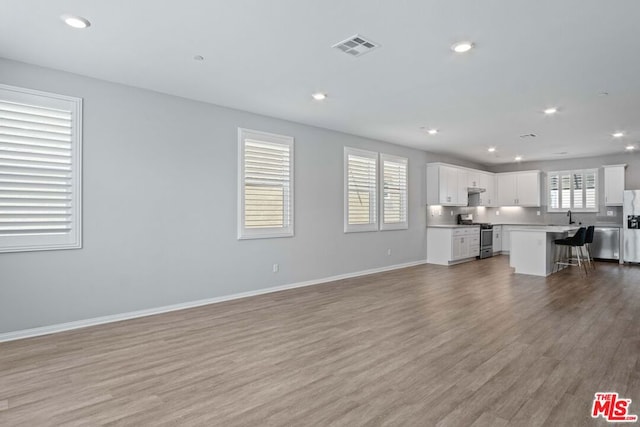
478, 223, 493, 259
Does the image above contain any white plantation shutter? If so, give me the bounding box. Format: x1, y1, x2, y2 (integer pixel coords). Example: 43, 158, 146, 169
561, 173, 571, 209
344, 147, 378, 232
573, 172, 584, 209
380, 154, 408, 230
0, 85, 81, 253
547, 169, 598, 212
549, 173, 560, 209
238, 128, 293, 239
585, 170, 597, 209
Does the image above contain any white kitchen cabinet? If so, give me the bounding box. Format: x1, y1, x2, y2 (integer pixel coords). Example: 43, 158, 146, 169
603, 165, 626, 206
452, 234, 466, 259
467, 170, 481, 188
427, 226, 480, 265
467, 230, 480, 257
457, 170, 469, 206
497, 174, 517, 206
496, 171, 541, 207
477, 172, 497, 207
426, 164, 468, 206
492, 225, 502, 253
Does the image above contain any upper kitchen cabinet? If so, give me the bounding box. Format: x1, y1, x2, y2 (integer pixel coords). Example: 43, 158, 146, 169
466, 170, 481, 188
426, 163, 468, 206
496, 171, 541, 207
477, 172, 497, 207
603, 164, 626, 206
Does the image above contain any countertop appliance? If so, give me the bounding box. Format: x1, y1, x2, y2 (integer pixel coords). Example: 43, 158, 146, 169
592, 226, 620, 261
624, 190, 640, 263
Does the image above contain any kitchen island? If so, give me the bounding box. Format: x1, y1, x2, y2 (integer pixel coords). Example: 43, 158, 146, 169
509, 226, 578, 276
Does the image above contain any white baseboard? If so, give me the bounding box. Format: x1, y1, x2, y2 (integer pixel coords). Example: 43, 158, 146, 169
0, 259, 427, 343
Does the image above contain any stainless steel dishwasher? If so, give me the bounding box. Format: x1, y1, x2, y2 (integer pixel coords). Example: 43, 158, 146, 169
592, 226, 620, 261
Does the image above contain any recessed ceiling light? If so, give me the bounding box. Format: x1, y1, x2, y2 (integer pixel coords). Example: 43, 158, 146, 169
613, 132, 624, 138
427, 129, 438, 135
488, 147, 496, 153
193, 55, 204, 61
311, 92, 327, 101
543, 107, 558, 115
515, 155, 523, 161
625, 145, 635, 151
451, 41, 474, 53
61, 14, 91, 29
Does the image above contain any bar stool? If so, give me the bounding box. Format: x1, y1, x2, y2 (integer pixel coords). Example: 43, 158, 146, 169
584, 225, 596, 270
553, 227, 588, 275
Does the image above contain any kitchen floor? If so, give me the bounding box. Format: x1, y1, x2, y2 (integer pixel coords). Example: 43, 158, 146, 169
1, 256, 638, 426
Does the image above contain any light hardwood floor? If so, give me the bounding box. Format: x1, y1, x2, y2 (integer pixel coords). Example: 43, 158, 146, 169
1, 256, 639, 426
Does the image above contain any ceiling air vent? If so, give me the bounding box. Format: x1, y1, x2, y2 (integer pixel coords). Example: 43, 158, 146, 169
332, 34, 379, 57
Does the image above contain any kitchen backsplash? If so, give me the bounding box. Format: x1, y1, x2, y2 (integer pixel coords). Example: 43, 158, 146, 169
426, 205, 623, 226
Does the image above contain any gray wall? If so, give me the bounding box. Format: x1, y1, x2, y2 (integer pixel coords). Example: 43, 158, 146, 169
0, 58, 480, 334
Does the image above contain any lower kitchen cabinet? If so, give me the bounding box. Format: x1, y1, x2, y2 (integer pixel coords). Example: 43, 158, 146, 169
492, 225, 502, 253
427, 226, 480, 265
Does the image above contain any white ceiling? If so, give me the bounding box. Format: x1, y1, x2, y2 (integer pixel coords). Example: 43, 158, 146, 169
3, 0, 640, 165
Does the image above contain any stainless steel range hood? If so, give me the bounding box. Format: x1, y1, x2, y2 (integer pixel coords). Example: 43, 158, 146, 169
467, 187, 486, 194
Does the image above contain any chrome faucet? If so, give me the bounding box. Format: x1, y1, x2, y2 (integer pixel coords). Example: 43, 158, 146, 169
567, 210, 575, 225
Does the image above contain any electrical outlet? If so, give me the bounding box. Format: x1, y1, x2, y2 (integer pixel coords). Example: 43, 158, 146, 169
387, 249, 392, 256
536, 210, 540, 216
496, 211, 500, 216
438, 209, 442, 216
450, 210, 454, 216
607, 210, 614, 217
273, 263, 279, 273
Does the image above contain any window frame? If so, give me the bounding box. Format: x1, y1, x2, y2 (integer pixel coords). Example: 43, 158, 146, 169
0, 84, 82, 253
344, 147, 379, 233
380, 153, 408, 231
547, 169, 598, 213
237, 128, 294, 240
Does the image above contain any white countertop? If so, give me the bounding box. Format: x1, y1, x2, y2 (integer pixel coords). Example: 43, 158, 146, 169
508, 226, 579, 233
427, 225, 480, 229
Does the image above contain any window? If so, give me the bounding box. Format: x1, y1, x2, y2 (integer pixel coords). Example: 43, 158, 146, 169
380, 154, 408, 230
238, 128, 293, 239
548, 169, 598, 212
344, 147, 378, 232
0, 84, 82, 253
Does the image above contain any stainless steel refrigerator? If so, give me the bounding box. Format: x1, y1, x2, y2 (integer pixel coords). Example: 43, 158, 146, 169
623, 190, 640, 263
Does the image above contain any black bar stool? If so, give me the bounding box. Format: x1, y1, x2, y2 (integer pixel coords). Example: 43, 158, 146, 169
553, 227, 588, 275
584, 225, 596, 270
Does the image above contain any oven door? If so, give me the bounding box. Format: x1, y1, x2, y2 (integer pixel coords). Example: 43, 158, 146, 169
480, 228, 493, 248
